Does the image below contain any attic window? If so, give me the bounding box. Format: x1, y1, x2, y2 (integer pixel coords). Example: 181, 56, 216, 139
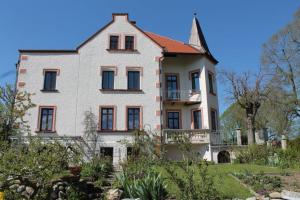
125, 36, 135, 50
109, 35, 119, 50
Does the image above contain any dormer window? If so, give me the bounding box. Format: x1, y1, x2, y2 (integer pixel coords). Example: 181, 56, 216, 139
125, 36, 134, 50
109, 35, 119, 50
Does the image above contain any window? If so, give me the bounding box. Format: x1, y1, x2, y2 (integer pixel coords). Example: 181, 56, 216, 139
127, 107, 140, 130
193, 110, 202, 129
191, 71, 200, 92
100, 147, 113, 160
101, 108, 114, 130
208, 72, 215, 94
39, 107, 54, 131
127, 147, 133, 158
109, 35, 119, 50
167, 111, 180, 129
166, 75, 179, 100
125, 36, 134, 50
43, 71, 57, 91
211, 109, 217, 131
127, 71, 140, 90
102, 71, 114, 89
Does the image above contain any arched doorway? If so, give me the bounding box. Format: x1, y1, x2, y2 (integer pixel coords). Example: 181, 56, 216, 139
217, 151, 230, 163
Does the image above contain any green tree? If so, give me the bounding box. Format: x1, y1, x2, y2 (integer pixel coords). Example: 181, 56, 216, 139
0, 84, 35, 141
220, 102, 246, 143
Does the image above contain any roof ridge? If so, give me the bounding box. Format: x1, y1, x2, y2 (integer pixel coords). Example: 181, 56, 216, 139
145, 31, 187, 45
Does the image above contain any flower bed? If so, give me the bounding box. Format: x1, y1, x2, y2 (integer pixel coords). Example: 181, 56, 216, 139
232, 171, 281, 196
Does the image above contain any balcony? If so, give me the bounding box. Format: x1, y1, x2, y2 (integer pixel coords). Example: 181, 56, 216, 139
163, 90, 201, 105
163, 129, 210, 144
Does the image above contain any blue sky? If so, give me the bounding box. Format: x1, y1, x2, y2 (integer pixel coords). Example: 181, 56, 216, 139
0, 0, 299, 113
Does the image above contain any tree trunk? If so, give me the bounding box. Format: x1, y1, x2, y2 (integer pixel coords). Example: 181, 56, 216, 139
247, 115, 255, 145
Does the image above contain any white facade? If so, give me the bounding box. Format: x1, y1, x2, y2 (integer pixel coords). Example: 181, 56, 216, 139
17, 13, 220, 165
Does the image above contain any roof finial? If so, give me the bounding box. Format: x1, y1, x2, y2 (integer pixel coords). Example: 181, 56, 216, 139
193, 12, 197, 17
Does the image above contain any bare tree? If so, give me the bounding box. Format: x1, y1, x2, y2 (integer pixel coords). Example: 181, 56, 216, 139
256, 82, 294, 137
262, 8, 300, 120
221, 71, 268, 144
73, 110, 100, 161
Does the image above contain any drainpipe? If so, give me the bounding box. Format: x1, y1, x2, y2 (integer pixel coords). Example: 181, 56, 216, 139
15, 61, 20, 91
6, 60, 20, 142
158, 55, 164, 155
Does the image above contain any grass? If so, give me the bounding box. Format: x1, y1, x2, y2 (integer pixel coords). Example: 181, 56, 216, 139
156, 163, 293, 199
209, 164, 291, 199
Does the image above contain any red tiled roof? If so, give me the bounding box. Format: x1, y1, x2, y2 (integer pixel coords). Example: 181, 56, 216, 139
145, 32, 200, 54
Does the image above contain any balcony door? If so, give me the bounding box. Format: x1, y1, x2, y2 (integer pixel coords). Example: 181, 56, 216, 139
167, 111, 180, 129
166, 74, 179, 100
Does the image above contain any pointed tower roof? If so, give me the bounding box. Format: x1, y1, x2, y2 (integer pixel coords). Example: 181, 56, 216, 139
189, 14, 211, 54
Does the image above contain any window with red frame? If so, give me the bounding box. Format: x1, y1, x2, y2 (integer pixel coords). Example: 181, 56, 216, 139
127, 108, 140, 130
101, 108, 114, 130
40, 108, 54, 131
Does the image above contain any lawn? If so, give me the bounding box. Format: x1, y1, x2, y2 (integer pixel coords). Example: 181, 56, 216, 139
156, 163, 294, 199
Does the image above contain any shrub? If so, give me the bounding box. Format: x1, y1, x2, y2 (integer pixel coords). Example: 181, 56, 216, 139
164, 160, 220, 200
0, 139, 81, 199
235, 144, 275, 165
66, 186, 87, 200
235, 138, 300, 169
81, 157, 113, 181
277, 147, 300, 168
288, 137, 300, 150
117, 170, 168, 200
119, 129, 162, 181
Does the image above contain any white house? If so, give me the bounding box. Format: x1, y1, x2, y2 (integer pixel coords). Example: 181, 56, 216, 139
16, 13, 220, 165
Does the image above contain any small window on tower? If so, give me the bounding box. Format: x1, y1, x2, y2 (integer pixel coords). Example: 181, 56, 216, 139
193, 110, 202, 129
191, 71, 200, 92
208, 72, 216, 94
211, 109, 217, 131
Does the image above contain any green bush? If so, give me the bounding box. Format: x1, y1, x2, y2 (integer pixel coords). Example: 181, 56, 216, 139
117, 170, 168, 200
288, 137, 300, 149
277, 147, 300, 168
235, 142, 300, 169
0, 139, 81, 199
81, 157, 113, 181
66, 184, 88, 200
164, 160, 220, 200
235, 145, 275, 165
